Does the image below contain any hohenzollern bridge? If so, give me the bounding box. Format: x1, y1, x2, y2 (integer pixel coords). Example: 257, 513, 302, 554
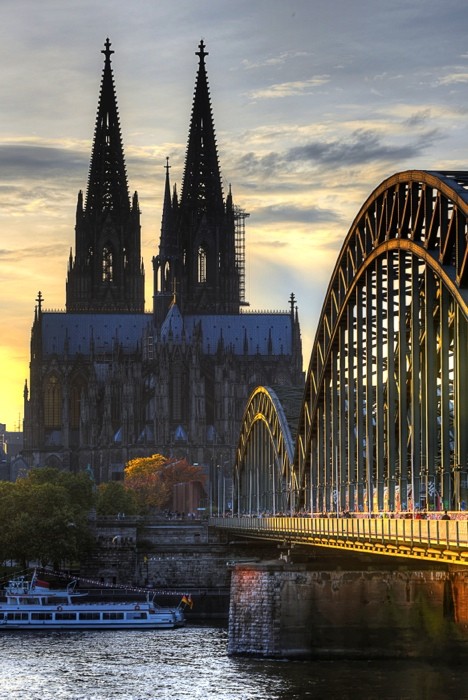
212, 170, 468, 566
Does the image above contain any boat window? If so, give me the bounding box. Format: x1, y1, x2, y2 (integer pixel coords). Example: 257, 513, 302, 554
31, 613, 53, 620
102, 612, 125, 620
78, 612, 101, 620
126, 612, 148, 620
7, 613, 29, 620
55, 612, 77, 620
48, 597, 69, 605
24, 597, 41, 605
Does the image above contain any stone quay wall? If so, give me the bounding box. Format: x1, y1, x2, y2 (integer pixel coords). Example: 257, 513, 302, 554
82, 517, 276, 618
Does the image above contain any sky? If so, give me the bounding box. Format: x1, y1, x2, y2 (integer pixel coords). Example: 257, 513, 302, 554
1, 0, 468, 430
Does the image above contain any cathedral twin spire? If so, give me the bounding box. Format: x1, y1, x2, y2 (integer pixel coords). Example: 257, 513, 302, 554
67, 37, 240, 317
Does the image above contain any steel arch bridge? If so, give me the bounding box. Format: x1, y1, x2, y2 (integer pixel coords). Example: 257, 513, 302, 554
234, 170, 468, 518
234, 385, 303, 515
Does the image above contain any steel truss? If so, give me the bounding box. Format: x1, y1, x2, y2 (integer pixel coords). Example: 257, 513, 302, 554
296, 170, 468, 514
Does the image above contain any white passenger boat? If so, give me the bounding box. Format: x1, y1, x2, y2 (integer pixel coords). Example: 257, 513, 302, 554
0, 571, 186, 630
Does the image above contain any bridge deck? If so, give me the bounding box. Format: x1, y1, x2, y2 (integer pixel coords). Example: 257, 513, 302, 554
211, 516, 468, 566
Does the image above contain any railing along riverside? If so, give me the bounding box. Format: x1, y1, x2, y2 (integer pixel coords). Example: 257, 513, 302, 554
210, 516, 468, 563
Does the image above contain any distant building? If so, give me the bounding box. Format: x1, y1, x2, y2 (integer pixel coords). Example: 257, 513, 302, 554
0, 423, 24, 480
22, 40, 304, 482
172, 481, 207, 516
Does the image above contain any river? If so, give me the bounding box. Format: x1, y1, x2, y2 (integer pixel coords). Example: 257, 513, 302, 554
0, 625, 467, 700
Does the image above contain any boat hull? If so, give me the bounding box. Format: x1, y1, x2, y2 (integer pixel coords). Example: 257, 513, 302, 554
1, 620, 178, 630
0, 609, 181, 630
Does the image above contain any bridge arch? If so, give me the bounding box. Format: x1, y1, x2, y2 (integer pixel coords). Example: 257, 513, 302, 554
295, 170, 468, 516
233, 386, 303, 515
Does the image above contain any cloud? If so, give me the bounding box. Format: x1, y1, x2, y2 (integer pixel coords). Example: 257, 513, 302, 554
403, 109, 432, 128
288, 129, 441, 167
241, 51, 311, 71
437, 71, 468, 86
249, 76, 330, 99
0, 244, 68, 262
251, 203, 341, 226
0, 141, 88, 179
238, 127, 439, 178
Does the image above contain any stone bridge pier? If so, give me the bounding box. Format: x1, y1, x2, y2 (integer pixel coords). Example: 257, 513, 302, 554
228, 557, 468, 659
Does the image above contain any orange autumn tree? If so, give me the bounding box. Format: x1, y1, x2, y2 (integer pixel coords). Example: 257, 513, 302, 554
124, 454, 206, 511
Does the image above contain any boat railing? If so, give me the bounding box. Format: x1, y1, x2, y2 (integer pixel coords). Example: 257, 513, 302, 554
5, 578, 29, 595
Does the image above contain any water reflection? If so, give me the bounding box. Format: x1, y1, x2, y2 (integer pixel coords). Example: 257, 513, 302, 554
0, 626, 466, 699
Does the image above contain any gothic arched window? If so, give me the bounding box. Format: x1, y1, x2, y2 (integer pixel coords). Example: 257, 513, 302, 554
44, 375, 62, 428
198, 245, 207, 284
102, 246, 113, 282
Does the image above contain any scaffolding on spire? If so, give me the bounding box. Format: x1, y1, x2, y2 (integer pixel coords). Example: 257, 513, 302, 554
234, 206, 249, 305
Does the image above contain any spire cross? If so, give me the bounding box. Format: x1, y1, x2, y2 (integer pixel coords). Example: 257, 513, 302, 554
196, 39, 208, 63
102, 38, 114, 62
36, 290, 43, 311
289, 292, 296, 314
165, 156, 171, 173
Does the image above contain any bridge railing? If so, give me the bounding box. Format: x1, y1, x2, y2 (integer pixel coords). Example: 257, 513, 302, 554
210, 516, 468, 550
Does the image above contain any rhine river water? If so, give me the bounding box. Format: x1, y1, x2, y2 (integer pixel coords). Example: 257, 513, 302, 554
0, 625, 467, 700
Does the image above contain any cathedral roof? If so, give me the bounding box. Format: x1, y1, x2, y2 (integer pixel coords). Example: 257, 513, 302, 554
39, 310, 294, 358
160, 310, 294, 356
40, 312, 150, 355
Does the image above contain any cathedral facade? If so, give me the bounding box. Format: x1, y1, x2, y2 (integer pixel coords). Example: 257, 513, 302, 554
22, 40, 304, 484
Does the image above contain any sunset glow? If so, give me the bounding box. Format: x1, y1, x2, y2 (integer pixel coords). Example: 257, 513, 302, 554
1, 0, 468, 429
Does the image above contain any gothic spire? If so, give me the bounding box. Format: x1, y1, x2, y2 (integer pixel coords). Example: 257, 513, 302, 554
159, 157, 177, 258
153, 39, 242, 319
85, 38, 130, 217
66, 39, 144, 313
180, 39, 224, 215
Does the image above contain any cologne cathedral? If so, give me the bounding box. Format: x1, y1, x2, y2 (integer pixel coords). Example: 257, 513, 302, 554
22, 39, 304, 483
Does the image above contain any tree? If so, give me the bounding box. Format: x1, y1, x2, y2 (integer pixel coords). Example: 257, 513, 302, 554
0, 481, 18, 563
0, 468, 96, 567
124, 454, 206, 511
96, 481, 138, 516
24, 467, 95, 512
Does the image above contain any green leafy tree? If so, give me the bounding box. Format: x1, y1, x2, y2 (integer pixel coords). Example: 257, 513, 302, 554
0, 468, 96, 567
96, 481, 138, 516
0, 481, 18, 563
24, 467, 95, 511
